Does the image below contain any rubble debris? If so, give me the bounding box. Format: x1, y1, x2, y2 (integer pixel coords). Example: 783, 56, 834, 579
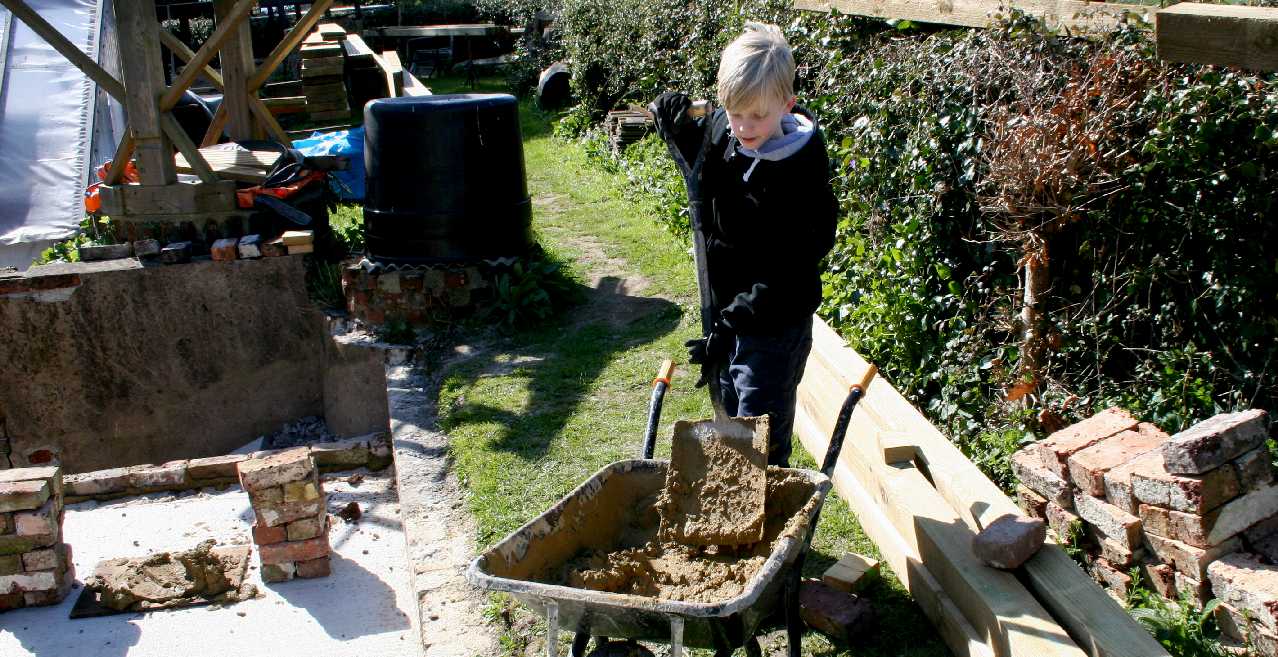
81, 540, 255, 613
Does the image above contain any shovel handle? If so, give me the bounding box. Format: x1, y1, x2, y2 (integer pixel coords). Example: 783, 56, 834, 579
643, 99, 713, 121
653, 359, 676, 387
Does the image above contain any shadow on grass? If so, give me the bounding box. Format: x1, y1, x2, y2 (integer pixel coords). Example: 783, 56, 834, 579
441, 275, 681, 460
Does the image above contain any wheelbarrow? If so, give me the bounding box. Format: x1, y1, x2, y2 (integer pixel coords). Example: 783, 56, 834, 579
466, 361, 877, 656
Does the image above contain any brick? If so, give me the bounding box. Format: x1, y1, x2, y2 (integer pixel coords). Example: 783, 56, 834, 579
282, 479, 320, 503
973, 513, 1046, 569
160, 241, 192, 264
0, 273, 80, 296
237, 447, 315, 492
187, 454, 247, 480
128, 460, 189, 489
0, 532, 56, 556
1046, 502, 1083, 544
256, 498, 325, 528
252, 523, 288, 546
64, 468, 131, 496
1033, 407, 1139, 479
1146, 532, 1240, 580
1090, 558, 1132, 595
261, 238, 287, 257
14, 499, 58, 536
0, 513, 9, 535
0, 554, 20, 575
310, 439, 370, 469
1075, 492, 1142, 549
78, 243, 132, 261
211, 238, 239, 261
799, 579, 876, 643
1209, 553, 1278, 632
1104, 453, 1150, 515
133, 238, 161, 258
0, 571, 55, 594
258, 534, 329, 565
0, 592, 22, 611
1140, 504, 1173, 538
281, 230, 313, 247
822, 553, 880, 594
1202, 484, 1278, 547
0, 466, 61, 489
1068, 423, 1170, 497
1094, 534, 1143, 568
1011, 448, 1073, 509
249, 486, 284, 506
1216, 602, 1278, 656
286, 516, 326, 542
295, 555, 331, 579
367, 435, 393, 471
21, 546, 58, 571
1131, 451, 1240, 514
1016, 485, 1049, 519
1162, 409, 1269, 475
1174, 571, 1212, 608
237, 234, 263, 259
261, 561, 295, 583
1141, 561, 1178, 599
1234, 446, 1275, 493
0, 480, 50, 513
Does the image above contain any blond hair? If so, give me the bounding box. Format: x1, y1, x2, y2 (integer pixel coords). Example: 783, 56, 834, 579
716, 22, 795, 111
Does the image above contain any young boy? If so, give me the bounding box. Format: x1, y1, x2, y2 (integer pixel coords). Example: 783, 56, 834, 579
652, 22, 838, 467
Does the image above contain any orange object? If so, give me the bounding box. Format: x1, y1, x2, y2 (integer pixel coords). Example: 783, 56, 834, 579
653, 359, 676, 387
85, 159, 141, 213
236, 170, 327, 209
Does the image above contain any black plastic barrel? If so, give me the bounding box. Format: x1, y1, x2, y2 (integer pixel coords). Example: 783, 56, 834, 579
363, 94, 533, 263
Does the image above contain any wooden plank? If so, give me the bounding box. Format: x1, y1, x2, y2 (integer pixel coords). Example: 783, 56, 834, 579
794, 0, 1149, 34
1156, 3, 1278, 71
302, 59, 345, 78
261, 96, 307, 113
0, 0, 125, 99
300, 42, 344, 59
249, 0, 336, 92
798, 316, 1173, 657
157, 0, 253, 110
175, 145, 279, 183
104, 129, 134, 185
159, 28, 223, 90
213, 0, 255, 140
201, 103, 228, 147
317, 22, 346, 40
343, 33, 375, 59
377, 50, 404, 97
160, 113, 216, 183
100, 180, 237, 216
114, 0, 175, 186
402, 68, 431, 97
262, 80, 304, 97
376, 24, 503, 38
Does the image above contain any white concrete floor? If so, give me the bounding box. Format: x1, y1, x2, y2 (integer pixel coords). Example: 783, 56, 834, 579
0, 471, 421, 657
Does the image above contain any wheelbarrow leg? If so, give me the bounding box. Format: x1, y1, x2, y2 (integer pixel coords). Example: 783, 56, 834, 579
545, 599, 560, 657
744, 636, 763, 657
785, 565, 804, 657
570, 632, 591, 657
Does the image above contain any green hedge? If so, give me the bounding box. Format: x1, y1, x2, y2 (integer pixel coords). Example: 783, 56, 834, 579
486, 0, 1278, 485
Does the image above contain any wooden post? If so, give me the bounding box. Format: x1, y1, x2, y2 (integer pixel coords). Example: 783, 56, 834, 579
1156, 3, 1278, 71
215, 0, 257, 140
113, 0, 175, 185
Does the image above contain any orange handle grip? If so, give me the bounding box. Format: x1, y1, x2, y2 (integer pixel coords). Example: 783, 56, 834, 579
852, 364, 878, 393
653, 359, 676, 387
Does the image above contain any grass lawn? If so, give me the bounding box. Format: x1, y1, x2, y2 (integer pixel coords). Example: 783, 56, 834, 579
390, 74, 949, 656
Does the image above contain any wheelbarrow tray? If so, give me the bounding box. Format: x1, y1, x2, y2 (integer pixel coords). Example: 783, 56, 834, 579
466, 459, 831, 649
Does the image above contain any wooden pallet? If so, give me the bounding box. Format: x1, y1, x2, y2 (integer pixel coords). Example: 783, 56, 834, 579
175, 145, 280, 184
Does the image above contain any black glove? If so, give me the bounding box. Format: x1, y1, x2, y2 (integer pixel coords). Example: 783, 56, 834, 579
651, 91, 692, 139
685, 323, 734, 388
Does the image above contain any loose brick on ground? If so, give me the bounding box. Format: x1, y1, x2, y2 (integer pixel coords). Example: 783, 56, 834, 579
1033, 407, 1139, 479
1074, 492, 1142, 549
1016, 485, 1049, 519
1130, 451, 1241, 514
799, 579, 876, 644
822, 553, 880, 594
1146, 532, 1241, 580
1208, 553, 1278, 632
0, 480, 49, 513
973, 513, 1046, 569
1011, 448, 1074, 509
1068, 423, 1169, 497
238, 447, 314, 492
1162, 409, 1269, 475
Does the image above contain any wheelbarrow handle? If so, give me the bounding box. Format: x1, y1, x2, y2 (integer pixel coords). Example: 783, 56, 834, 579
819, 364, 878, 477
641, 359, 676, 459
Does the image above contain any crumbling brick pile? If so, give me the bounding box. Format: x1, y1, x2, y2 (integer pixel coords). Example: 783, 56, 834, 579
0, 466, 74, 611
1012, 407, 1278, 653
238, 448, 332, 583
341, 262, 488, 325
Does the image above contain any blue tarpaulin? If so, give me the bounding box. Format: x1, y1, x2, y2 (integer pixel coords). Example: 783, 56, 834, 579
293, 127, 365, 202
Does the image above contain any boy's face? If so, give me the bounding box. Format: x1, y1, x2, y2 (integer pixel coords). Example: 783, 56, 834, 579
726, 94, 797, 151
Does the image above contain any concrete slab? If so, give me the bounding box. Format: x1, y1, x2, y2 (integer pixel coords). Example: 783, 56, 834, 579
0, 471, 419, 657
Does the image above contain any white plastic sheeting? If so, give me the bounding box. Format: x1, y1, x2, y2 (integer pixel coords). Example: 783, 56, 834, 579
0, 0, 123, 270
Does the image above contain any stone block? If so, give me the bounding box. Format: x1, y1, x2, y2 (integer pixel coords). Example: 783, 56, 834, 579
1141, 561, 1178, 599
210, 238, 239, 261
798, 579, 876, 644
973, 513, 1046, 569
1140, 504, 1173, 538
1146, 532, 1240, 580
252, 523, 288, 546
127, 461, 189, 489
160, 241, 192, 264
822, 553, 880, 594
133, 239, 161, 258
1208, 553, 1278, 632
295, 555, 331, 579
1068, 423, 1169, 497
1074, 492, 1142, 549
187, 454, 248, 480
256, 498, 325, 528
258, 534, 330, 565
1131, 452, 1240, 514
1046, 502, 1083, 544
14, 499, 58, 537
1016, 485, 1049, 519
310, 439, 370, 469
286, 516, 326, 542
1033, 407, 1139, 479
1162, 409, 1269, 475
237, 447, 315, 492
1090, 557, 1133, 595
1011, 448, 1074, 509
0, 466, 61, 501
1174, 571, 1212, 608
237, 234, 262, 259
64, 468, 131, 496
0, 480, 50, 513
261, 561, 295, 583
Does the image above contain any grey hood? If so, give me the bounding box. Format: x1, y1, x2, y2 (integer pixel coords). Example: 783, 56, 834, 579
733, 112, 815, 181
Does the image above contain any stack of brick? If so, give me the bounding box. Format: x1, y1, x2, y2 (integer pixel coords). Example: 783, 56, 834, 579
237, 448, 332, 583
301, 26, 350, 123
341, 261, 489, 325
0, 466, 74, 611
1012, 407, 1277, 617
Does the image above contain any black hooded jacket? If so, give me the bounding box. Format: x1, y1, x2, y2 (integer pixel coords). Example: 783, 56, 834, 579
662, 105, 838, 335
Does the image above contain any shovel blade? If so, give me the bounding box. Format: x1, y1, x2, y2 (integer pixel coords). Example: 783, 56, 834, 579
658, 416, 770, 546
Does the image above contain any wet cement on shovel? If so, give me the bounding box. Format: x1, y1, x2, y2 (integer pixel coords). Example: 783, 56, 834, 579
657, 416, 770, 546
